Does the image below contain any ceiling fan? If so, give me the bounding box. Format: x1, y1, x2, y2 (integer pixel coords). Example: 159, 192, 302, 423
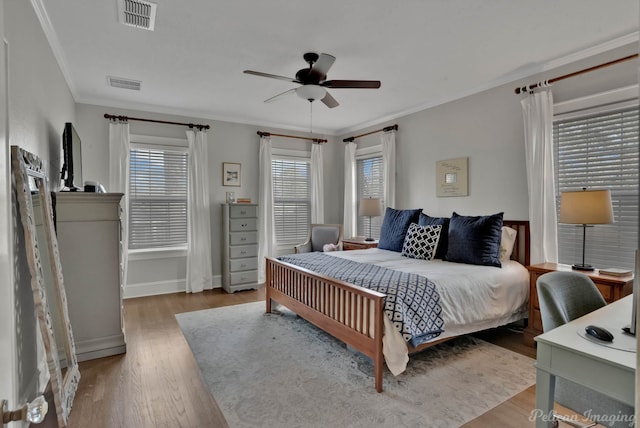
244, 52, 381, 108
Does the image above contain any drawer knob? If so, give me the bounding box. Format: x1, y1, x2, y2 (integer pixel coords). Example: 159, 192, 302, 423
240, 237, 246, 241
240, 210, 246, 215
240, 251, 247, 255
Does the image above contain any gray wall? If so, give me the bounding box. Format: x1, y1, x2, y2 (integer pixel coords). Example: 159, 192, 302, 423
76, 103, 340, 297
337, 43, 638, 223
5, 0, 76, 406
76, 42, 637, 298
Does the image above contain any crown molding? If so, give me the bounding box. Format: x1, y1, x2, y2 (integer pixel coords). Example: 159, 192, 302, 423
335, 32, 640, 136
30, 0, 78, 97
79, 94, 335, 136
33, 1, 637, 139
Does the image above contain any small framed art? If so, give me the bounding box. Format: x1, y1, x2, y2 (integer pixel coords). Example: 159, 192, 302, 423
436, 157, 468, 197
223, 162, 241, 186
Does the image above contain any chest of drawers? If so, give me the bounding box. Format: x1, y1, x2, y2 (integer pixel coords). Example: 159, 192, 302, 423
524, 263, 633, 346
221, 203, 259, 293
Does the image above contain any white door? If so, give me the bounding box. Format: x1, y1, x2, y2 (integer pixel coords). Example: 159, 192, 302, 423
0, 0, 18, 413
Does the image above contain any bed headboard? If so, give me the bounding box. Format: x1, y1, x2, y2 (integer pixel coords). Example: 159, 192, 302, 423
503, 220, 530, 267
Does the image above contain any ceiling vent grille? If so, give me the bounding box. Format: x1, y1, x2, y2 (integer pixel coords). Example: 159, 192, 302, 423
108, 76, 142, 91
118, 0, 157, 31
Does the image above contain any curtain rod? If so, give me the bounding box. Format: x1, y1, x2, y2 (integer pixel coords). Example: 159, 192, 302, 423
514, 53, 638, 94
257, 131, 327, 144
103, 113, 210, 130
343, 124, 398, 143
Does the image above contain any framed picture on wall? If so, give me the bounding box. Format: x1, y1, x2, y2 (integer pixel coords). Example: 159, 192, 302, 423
436, 157, 468, 197
223, 162, 241, 186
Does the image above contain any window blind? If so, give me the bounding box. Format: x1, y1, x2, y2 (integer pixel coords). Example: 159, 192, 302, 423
272, 158, 310, 244
554, 105, 639, 270
357, 155, 384, 239
129, 148, 188, 249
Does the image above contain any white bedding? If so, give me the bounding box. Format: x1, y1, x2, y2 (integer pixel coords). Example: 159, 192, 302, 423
324, 248, 529, 375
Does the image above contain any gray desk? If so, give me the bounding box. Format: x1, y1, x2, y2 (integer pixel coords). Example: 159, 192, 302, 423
534, 295, 636, 428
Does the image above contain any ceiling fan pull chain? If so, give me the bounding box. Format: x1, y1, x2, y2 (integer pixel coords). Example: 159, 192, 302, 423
309, 101, 313, 135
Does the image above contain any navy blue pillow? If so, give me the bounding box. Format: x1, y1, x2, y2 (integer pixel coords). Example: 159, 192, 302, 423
418, 213, 450, 259
378, 207, 423, 252
445, 212, 504, 267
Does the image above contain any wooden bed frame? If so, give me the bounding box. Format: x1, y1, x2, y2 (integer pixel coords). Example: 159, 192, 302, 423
265, 220, 530, 392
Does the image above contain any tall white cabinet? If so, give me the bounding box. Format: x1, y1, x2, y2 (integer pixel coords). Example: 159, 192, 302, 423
55, 192, 126, 361
221, 203, 260, 293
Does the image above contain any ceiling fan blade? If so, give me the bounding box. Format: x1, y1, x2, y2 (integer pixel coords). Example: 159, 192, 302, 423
244, 70, 299, 84
321, 91, 339, 108
322, 80, 381, 89
309, 53, 336, 81
264, 88, 296, 103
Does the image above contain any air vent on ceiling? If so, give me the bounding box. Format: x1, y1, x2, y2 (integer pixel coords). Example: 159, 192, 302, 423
118, 0, 157, 31
108, 76, 142, 91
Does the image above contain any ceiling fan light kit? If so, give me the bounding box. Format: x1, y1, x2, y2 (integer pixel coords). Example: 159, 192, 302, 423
244, 52, 381, 108
296, 85, 326, 102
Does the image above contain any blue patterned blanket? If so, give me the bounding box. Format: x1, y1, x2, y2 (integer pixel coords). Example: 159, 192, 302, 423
278, 252, 444, 347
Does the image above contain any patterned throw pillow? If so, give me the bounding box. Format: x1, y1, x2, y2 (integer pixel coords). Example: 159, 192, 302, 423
401, 223, 442, 260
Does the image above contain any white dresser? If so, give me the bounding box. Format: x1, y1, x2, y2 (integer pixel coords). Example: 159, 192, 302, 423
221, 203, 259, 293
55, 192, 126, 361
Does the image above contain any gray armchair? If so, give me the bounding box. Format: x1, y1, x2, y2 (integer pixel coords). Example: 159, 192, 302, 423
537, 271, 633, 427
294, 224, 343, 254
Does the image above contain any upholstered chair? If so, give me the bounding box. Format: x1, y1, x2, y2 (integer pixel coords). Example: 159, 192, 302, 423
294, 224, 343, 254
536, 271, 633, 428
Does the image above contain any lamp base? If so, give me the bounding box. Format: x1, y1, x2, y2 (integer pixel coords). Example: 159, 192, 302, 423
571, 263, 594, 271
364, 237, 375, 242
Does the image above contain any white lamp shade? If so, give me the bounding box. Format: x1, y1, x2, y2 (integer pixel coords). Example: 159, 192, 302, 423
296, 85, 326, 102
559, 189, 614, 225
359, 198, 382, 217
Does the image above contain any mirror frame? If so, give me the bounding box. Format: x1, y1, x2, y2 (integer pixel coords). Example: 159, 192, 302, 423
11, 146, 80, 427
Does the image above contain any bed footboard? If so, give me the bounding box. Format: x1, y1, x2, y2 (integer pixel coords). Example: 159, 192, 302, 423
265, 257, 387, 392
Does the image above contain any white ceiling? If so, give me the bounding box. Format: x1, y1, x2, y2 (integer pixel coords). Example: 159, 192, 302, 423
37, 0, 638, 135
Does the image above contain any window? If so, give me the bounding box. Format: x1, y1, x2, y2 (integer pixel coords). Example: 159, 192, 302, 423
272, 156, 310, 244
554, 102, 639, 269
129, 146, 188, 250
357, 152, 384, 239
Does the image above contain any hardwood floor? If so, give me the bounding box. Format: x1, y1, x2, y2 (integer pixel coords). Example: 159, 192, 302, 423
67, 287, 585, 428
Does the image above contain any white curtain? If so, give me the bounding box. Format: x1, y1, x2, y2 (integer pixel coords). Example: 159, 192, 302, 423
258, 135, 275, 283
310, 142, 324, 223
381, 130, 396, 209
108, 120, 130, 289
343, 142, 357, 238
185, 129, 212, 293
522, 89, 558, 264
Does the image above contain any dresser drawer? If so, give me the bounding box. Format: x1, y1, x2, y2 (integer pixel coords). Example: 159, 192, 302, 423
230, 245, 258, 259
230, 218, 257, 232
229, 205, 257, 219
229, 257, 258, 272
230, 270, 258, 285
230, 231, 257, 245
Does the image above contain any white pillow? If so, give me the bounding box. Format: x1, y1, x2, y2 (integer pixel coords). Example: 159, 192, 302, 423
500, 226, 517, 262
401, 223, 442, 260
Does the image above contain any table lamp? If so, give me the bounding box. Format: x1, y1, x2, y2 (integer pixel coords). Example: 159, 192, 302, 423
558, 188, 613, 271
358, 198, 382, 241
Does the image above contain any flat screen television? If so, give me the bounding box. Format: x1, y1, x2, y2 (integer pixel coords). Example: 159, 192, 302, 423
61, 122, 83, 191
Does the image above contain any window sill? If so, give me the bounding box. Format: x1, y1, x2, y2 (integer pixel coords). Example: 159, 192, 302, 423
128, 246, 188, 261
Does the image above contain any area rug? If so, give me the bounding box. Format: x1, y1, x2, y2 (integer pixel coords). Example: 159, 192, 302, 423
176, 302, 535, 428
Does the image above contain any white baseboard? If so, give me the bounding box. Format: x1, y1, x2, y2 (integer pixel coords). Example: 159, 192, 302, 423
75, 333, 126, 362
123, 275, 222, 299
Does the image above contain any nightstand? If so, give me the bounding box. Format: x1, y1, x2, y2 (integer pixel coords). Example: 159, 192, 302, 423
342, 238, 378, 251
523, 262, 633, 346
